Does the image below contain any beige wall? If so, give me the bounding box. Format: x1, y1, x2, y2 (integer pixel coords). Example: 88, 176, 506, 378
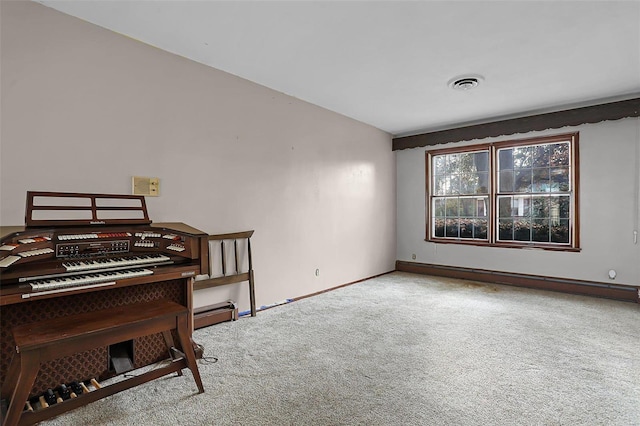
0, 1, 397, 312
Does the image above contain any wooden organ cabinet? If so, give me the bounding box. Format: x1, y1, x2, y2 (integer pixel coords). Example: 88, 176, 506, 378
0, 192, 209, 425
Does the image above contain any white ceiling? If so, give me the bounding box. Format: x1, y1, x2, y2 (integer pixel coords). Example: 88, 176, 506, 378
38, 0, 640, 136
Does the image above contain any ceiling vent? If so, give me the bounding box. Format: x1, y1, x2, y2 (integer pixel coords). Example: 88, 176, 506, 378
448, 75, 484, 91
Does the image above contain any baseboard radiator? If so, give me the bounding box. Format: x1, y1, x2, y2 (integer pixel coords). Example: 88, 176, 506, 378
194, 301, 238, 329
396, 261, 640, 303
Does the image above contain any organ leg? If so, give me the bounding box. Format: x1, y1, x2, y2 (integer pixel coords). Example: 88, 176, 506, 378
1, 353, 20, 400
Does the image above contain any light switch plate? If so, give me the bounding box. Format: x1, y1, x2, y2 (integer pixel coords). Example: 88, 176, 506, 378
132, 176, 160, 197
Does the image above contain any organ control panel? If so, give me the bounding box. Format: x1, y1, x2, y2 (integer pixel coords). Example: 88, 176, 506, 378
0, 228, 195, 268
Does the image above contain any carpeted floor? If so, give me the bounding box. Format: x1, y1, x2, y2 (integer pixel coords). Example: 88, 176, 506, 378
41, 272, 640, 425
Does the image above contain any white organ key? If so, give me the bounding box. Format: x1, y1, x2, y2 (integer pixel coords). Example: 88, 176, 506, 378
0, 255, 21, 268
17, 248, 54, 257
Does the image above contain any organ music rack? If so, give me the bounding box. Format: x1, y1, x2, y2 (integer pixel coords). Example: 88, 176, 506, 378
0, 191, 209, 424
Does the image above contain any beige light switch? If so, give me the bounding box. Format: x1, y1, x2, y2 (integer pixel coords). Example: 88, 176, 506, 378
132, 176, 160, 196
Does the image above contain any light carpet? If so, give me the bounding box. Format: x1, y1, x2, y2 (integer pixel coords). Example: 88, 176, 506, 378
41, 272, 640, 425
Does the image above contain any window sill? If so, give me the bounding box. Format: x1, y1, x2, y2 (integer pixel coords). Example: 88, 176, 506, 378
425, 238, 581, 252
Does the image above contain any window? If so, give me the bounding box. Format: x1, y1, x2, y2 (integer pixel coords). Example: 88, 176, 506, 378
426, 133, 579, 250
431, 148, 490, 240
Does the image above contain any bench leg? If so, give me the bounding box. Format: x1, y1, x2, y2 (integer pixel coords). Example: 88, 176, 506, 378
176, 315, 204, 394
3, 352, 39, 426
161, 330, 183, 377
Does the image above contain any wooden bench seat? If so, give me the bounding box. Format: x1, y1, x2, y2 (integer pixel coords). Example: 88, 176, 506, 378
1, 300, 204, 426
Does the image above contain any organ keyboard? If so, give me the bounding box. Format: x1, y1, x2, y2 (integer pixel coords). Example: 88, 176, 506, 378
28, 267, 153, 292
0, 191, 209, 411
60, 253, 171, 273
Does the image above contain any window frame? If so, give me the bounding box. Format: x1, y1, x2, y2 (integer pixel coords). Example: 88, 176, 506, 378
425, 132, 580, 251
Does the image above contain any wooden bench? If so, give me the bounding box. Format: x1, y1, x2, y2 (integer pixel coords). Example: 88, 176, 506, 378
1, 300, 204, 426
